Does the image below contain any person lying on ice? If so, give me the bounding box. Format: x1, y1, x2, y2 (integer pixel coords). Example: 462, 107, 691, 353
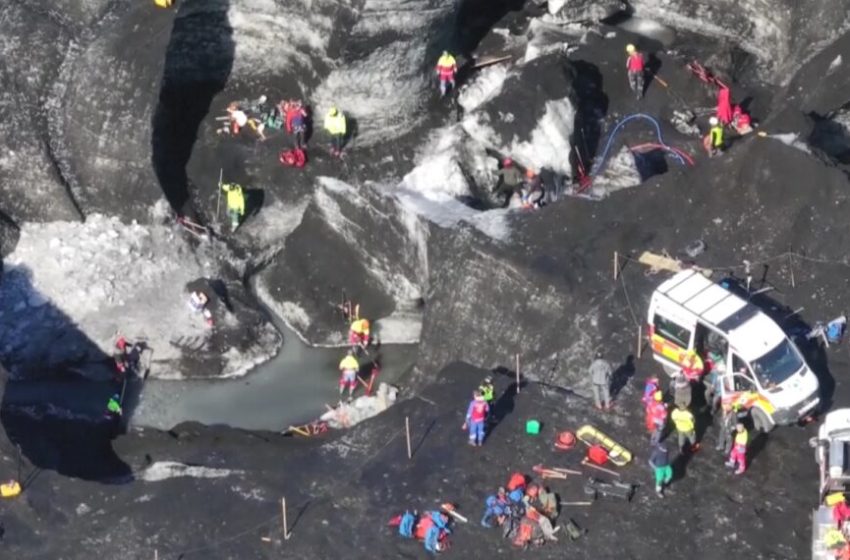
462, 390, 489, 446
481, 487, 510, 527
416, 511, 451, 553
523, 485, 559, 541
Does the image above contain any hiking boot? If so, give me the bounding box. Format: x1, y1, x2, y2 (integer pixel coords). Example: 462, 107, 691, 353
725, 460, 735, 468
468, 440, 477, 447
655, 486, 664, 497
734, 468, 745, 476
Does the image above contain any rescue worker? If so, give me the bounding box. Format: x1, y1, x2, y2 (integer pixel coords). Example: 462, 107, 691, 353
589, 352, 613, 410
494, 157, 523, 205
832, 494, 850, 529
462, 390, 489, 446
323, 106, 347, 156
348, 317, 371, 348
218, 102, 249, 136
525, 484, 557, 518
703, 356, 723, 414
106, 393, 122, 418
725, 422, 748, 474
672, 372, 692, 409
715, 401, 736, 454
481, 487, 510, 528
646, 390, 668, 443
641, 376, 660, 406
338, 350, 360, 401
705, 116, 724, 157
285, 100, 308, 148
435, 50, 458, 98
479, 375, 495, 423
221, 183, 246, 231
625, 44, 645, 100
671, 404, 698, 453
648, 440, 673, 497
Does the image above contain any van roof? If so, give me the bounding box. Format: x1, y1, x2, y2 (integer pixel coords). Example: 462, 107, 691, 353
656, 270, 786, 360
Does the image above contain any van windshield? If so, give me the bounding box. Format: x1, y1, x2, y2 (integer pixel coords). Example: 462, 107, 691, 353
751, 339, 804, 386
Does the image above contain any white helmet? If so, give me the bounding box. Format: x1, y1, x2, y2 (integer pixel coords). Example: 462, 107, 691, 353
709, 116, 719, 126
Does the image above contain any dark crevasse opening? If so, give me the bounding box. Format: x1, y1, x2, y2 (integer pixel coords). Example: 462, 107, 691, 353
151, 0, 235, 218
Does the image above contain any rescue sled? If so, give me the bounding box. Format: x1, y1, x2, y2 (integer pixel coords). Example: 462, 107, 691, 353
576, 425, 632, 466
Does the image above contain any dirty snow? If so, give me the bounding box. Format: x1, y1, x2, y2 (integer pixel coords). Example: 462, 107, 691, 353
463, 98, 576, 176
140, 461, 240, 482
458, 64, 511, 113
0, 215, 217, 379
772, 133, 812, 154
828, 54, 843, 73
320, 382, 399, 428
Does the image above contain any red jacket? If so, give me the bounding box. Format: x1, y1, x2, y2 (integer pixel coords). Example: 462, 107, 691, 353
285, 107, 307, 132
647, 401, 667, 426
627, 53, 644, 72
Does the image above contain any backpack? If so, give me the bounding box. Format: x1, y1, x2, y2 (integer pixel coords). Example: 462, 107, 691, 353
399, 511, 416, 538
279, 148, 307, 168
507, 472, 526, 492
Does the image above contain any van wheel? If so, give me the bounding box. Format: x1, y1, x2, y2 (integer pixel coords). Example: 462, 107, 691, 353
751, 408, 774, 433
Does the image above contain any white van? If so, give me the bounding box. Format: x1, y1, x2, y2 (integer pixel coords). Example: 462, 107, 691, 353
647, 269, 820, 432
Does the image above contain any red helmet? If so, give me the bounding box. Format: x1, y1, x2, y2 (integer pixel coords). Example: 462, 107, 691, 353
526, 484, 539, 497
502, 157, 513, 166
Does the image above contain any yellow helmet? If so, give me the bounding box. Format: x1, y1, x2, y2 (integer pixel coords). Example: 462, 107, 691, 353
328, 107, 338, 116
626, 44, 636, 54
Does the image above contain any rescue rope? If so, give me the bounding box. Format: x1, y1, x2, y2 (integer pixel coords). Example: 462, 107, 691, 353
590, 113, 689, 178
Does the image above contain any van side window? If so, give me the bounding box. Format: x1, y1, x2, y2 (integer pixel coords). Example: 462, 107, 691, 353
653, 315, 692, 348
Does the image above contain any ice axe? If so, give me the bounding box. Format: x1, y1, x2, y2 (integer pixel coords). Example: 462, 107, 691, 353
653, 75, 669, 88
440, 503, 468, 523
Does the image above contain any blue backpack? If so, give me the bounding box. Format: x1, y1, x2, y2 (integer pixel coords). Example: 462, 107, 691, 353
399, 511, 416, 538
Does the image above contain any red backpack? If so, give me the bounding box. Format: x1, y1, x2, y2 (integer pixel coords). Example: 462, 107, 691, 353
279, 148, 307, 168
507, 472, 526, 492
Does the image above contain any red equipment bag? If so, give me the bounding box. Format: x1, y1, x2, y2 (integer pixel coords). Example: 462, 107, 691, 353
587, 445, 609, 465
279, 147, 307, 168
507, 472, 526, 492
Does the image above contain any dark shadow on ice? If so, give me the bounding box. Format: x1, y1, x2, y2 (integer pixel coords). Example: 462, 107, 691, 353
152, 0, 235, 218
243, 188, 265, 221
633, 149, 669, 181
0, 265, 133, 482
643, 53, 662, 97
454, 0, 526, 56
569, 60, 609, 180
610, 355, 636, 399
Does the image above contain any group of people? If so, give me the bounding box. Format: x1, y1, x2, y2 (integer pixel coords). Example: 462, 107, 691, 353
393, 509, 453, 553
480, 473, 560, 548
337, 316, 377, 401
493, 158, 547, 209
623, 43, 754, 158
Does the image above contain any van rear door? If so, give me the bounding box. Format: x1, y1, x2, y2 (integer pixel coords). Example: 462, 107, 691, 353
650, 310, 695, 372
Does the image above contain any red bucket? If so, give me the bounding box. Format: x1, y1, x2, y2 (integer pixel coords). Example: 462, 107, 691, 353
587, 445, 609, 465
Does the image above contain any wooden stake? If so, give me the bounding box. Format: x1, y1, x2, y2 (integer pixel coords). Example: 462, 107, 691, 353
614, 251, 619, 280
515, 354, 521, 394
282, 497, 290, 540
636, 325, 643, 359
154, 550, 158, 560
560, 501, 593, 506
405, 416, 412, 460
789, 254, 796, 288
581, 459, 621, 477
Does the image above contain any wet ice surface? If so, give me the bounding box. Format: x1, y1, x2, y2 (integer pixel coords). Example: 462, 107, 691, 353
4, 322, 416, 432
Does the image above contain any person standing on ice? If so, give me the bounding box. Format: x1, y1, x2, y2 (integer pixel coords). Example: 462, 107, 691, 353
494, 157, 523, 205
589, 352, 613, 410
338, 350, 360, 401
285, 99, 309, 149
462, 390, 489, 446
725, 422, 748, 474
221, 183, 245, 231
625, 44, 645, 100
704, 116, 724, 157
648, 440, 673, 497
435, 51, 458, 98
323, 107, 347, 156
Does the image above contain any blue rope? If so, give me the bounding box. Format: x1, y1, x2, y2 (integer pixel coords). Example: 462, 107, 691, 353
589, 113, 686, 177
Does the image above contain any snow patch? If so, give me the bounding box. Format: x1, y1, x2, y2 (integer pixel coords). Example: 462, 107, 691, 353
828, 54, 843, 74
463, 98, 575, 177
772, 133, 812, 154
140, 461, 240, 482
458, 64, 511, 112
